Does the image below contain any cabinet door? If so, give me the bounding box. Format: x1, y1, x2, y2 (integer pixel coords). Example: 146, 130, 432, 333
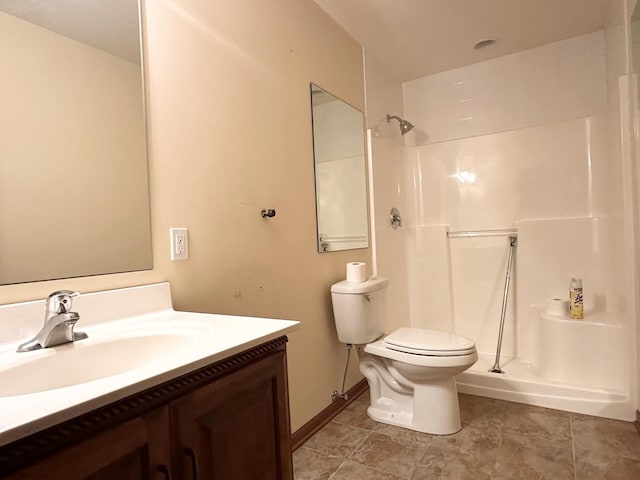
7, 408, 172, 480
171, 350, 293, 480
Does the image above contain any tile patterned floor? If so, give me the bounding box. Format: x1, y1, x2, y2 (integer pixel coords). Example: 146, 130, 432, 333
293, 391, 640, 479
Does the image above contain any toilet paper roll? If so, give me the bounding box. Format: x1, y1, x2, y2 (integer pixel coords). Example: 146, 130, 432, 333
545, 298, 570, 317
346, 262, 367, 283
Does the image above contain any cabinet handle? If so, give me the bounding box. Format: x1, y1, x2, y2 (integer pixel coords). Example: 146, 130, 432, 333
183, 448, 200, 480
157, 464, 172, 480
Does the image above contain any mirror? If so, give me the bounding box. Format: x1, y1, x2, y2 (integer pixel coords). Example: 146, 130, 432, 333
0, 0, 152, 285
310, 84, 369, 252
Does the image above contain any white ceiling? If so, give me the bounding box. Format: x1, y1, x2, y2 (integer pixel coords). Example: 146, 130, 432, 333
313, 0, 610, 81
0, 0, 141, 64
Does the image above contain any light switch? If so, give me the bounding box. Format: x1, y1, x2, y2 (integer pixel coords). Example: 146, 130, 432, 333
170, 227, 189, 261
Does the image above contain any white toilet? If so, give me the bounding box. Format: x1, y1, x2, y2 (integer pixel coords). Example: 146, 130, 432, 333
331, 277, 477, 435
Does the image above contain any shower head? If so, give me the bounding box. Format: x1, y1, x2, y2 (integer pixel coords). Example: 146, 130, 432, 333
386, 114, 415, 135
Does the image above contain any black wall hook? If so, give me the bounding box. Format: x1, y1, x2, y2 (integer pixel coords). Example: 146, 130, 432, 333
261, 209, 276, 218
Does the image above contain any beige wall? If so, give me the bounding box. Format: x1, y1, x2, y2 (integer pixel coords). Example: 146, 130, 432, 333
0, 0, 368, 432
144, 0, 368, 430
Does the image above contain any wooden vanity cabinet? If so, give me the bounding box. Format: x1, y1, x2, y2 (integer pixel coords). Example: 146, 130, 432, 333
170, 348, 292, 480
1, 337, 293, 480
4, 408, 171, 480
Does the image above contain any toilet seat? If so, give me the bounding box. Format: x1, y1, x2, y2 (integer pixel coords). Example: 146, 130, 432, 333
383, 327, 476, 356
365, 338, 477, 368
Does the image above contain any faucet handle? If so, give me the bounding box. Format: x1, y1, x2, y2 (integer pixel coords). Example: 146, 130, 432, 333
46, 290, 80, 316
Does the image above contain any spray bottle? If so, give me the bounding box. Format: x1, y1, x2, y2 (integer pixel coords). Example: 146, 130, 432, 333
569, 277, 584, 319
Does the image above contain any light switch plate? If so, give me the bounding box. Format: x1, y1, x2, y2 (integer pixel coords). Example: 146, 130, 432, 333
170, 227, 189, 261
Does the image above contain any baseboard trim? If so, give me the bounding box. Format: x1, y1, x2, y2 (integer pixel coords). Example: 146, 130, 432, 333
291, 379, 368, 451
635, 410, 640, 436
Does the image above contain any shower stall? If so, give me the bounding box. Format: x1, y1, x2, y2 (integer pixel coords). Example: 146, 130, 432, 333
366, 2, 638, 421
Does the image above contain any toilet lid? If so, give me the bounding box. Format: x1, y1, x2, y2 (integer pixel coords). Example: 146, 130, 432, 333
383, 328, 476, 356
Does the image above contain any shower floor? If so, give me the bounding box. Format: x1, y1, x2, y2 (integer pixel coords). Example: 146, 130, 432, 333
456, 353, 631, 421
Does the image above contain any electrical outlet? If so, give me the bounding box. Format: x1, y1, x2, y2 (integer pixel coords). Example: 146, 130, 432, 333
170, 227, 189, 261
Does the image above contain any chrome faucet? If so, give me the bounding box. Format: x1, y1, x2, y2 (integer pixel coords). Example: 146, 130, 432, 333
16, 290, 88, 352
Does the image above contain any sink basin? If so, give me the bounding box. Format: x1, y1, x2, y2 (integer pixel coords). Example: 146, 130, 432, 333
0, 331, 197, 397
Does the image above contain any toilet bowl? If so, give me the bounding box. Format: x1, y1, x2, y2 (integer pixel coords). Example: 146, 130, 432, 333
361, 328, 477, 434
331, 278, 477, 435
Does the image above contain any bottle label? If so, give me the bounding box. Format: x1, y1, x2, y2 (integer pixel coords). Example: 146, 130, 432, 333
570, 288, 583, 319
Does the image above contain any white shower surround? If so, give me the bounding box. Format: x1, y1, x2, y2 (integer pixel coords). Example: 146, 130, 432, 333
367, 16, 637, 421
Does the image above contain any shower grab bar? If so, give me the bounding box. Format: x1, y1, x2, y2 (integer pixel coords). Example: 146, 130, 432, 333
489, 235, 517, 374
447, 228, 517, 238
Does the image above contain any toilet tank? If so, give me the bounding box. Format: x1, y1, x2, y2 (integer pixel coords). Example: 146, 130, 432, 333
330, 277, 388, 344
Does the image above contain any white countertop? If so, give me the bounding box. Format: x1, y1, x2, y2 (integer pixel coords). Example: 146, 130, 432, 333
0, 283, 299, 447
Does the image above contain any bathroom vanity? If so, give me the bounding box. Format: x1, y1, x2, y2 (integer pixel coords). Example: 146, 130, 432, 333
0, 283, 299, 479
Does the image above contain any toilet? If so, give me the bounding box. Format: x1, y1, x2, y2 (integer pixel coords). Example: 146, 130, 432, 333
331, 277, 477, 435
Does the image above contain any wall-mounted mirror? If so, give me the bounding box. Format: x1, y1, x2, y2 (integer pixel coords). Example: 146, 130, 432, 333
310, 84, 369, 253
0, 0, 152, 285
